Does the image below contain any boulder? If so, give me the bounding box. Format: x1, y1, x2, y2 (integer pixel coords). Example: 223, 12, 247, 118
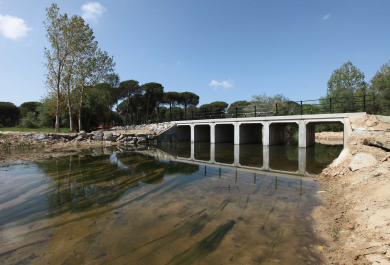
137, 137, 148, 144
349, 153, 377, 171
34, 134, 48, 140
75, 135, 85, 141
148, 135, 156, 139
79, 130, 86, 135
93, 135, 103, 141
376, 115, 390, 123
362, 136, 390, 151
91, 131, 103, 137
103, 132, 116, 141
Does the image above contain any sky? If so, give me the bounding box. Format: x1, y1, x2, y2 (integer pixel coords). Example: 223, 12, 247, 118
1, 0, 390, 107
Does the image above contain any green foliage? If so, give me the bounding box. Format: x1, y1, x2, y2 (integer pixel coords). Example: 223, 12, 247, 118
0, 127, 70, 132
330, 223, 339, 239
19, 102, 42, 119
178, 92, 200, 114
21, 112, 39, 128
324, 61, 367, 113
250, 93, 289, 115
369, 60, 390, 115
0, 102, 20, 127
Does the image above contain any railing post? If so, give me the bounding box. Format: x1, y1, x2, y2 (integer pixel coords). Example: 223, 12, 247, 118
254, 106, 256, 117
363, 94, 366, 112
300, 101, 303, 115
330, 98, 332, 113
235, 106, 238, 118
275, 103, 278, 116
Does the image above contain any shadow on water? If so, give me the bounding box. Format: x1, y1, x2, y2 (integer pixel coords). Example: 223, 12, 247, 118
0, 143, 340, 264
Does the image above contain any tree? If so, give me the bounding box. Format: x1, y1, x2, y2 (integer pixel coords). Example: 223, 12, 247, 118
0, 102, 20, 127
118, 80, 142, 125
142, 82, 164, 124
163, 92, 180, 121
19, 102, 42, 119
76, 49, 115, 132
369, 60, 390, 114
44, 4, 70, 132
325, 61, 367, 112
178, 92, 199, 119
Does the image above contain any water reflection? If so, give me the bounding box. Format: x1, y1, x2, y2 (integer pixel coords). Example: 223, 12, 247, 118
159, 142, 343, 176
0, 146, 325, 264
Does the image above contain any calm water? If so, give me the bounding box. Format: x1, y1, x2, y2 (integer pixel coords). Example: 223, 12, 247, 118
0, 143, 341, 264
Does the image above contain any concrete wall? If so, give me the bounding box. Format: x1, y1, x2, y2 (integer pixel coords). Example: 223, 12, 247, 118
215, 124, 234, 143
157, 125, 178, 142
177, 125, 191, 141
194, 125, 210, 142
239, 123, 262, 144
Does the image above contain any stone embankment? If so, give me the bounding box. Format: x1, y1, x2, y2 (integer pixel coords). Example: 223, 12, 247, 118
313, 115, 390, 264
0, 122, 176, 162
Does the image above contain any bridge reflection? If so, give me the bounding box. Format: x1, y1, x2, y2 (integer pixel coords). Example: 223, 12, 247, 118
158, 142, 342, 177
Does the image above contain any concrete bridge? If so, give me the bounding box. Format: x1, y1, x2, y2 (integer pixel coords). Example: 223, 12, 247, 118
174, 113, 366, 147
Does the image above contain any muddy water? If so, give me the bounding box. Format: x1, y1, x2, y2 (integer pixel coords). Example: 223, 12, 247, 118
0, 144, 341, 264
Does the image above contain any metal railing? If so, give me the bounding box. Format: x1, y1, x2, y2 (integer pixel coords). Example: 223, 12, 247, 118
169, 94, 375, 121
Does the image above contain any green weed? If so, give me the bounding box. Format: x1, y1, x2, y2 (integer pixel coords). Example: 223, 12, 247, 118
330, 223, 339, 239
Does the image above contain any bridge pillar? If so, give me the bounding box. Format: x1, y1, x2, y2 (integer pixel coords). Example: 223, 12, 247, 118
298, 147, 306, 175
262, 145, 270, 170
263, 122, 270, 145
210, 124, 215, 144
210, 143, 215, 163
234, 123, 240, 145
234, 145, 240, 166
190, 125, 195, 143
298, 121, 306, 148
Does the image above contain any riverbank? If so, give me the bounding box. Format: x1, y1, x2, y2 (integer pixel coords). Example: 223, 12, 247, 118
0, 122, 175, 163
313, 115, 390, 264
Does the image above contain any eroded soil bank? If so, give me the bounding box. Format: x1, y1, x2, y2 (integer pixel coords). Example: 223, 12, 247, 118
313, 115, 390, 264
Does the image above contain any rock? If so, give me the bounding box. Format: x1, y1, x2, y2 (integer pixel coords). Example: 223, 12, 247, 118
116, 134, 126, 142
79, 130, 86, 135
365, 120, 378, 127
24, 133, 32, 136
103, 132, 116, 141
349, 153, 378, 171
362, 136, 390, 151
148, 135, 156, 139
136, 133, 148, 137
331, 148, 352, 168
377, 115, 390, 123
124, 141, 135, 146
353, 129, 368, 135
91, 131, 103, 137
34, 134, 48, 140
93, 135, 103, 141
75, 135, 85, 141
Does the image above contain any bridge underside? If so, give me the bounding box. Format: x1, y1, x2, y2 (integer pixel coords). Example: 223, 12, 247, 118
176, 113, 363, 147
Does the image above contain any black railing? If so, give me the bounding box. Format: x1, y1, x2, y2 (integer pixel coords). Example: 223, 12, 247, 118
168, 95, 375, 122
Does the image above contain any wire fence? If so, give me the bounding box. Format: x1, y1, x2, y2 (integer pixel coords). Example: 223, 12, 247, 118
168, 94, 375, 121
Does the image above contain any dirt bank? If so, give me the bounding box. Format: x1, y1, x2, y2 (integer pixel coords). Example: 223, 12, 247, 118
313, 115, 390, 264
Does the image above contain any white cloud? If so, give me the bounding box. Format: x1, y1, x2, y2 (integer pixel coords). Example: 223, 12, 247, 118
208, 79, 234, 89
323, 13, 330, 20
0, 14, 31, 40
81, 2, 106, 24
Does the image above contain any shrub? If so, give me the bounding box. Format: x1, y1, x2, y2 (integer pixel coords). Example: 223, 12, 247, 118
21, 112, 38, 128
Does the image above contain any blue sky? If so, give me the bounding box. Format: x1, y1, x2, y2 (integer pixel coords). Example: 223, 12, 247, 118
1, 0, 389, 107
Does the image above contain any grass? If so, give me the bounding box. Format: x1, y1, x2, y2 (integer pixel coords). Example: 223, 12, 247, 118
0, 127, 71, 133
330, 223, 340, 239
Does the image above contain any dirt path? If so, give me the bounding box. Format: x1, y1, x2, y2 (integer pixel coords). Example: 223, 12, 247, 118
313, 115, 390, 264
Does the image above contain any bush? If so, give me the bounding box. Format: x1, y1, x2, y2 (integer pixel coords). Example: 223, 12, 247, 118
21, 112, 38, 128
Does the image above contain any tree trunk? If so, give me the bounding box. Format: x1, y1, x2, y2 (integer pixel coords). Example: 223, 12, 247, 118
78, 87, 84, 132
55, 93, 60, 132
146, 96, 150, 124
68, 100, 74, 132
